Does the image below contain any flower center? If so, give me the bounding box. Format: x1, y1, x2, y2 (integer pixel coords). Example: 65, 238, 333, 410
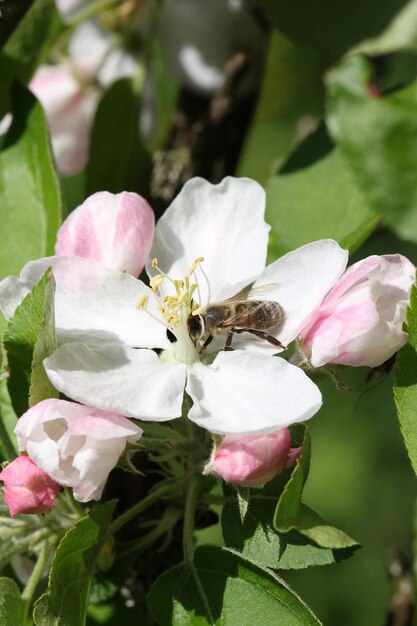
137, 257, 211, 365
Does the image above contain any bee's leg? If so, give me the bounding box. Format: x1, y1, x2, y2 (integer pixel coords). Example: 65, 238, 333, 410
224, 332, 234, 351
235, 328, 286, 349
201, 334, 214, 352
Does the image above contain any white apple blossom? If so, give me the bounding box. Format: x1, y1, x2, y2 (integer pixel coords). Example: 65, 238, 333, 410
29, 20, 138, 175
0, 178, 351, 435
15, 399, 142, 502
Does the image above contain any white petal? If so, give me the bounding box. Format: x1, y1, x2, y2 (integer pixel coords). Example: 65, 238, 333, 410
253, 240, 349, 347
186, 350, 322, 435
44, 342, 186, 420
0, 256, 169, 350
148, 177, 270, 304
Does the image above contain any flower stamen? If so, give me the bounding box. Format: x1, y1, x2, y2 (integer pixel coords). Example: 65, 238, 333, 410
150, 274, 165, 292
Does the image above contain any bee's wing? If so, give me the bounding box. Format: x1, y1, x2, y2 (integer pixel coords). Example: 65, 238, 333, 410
223, 283, 279, 303
245, 283, 280, 300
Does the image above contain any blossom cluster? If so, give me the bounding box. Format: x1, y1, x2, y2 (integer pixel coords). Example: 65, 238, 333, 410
0, 177, 414, 515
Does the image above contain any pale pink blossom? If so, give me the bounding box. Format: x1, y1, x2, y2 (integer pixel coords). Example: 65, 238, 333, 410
300, 254, 415, 368
15, 399, 142, 503
0, 456, 60, 517
55, 191, 155, 276
30, 65, 99, 176
211, 428, 299, 487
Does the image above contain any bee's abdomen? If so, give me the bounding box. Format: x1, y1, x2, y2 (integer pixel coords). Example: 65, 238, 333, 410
243, 301, 284, 330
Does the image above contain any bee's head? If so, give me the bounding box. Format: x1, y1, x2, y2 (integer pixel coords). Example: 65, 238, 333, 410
187, 313, 205, 342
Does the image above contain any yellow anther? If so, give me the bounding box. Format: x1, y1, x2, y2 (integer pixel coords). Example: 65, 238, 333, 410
186, 257, 205, 276
136, 294, 149, 310
150, 274, 164, 292
163, 295, 178, 305
175, 280, 184, 289
192, 306, 205, 316
151, 258, 158, 268
166, 315, 180, 325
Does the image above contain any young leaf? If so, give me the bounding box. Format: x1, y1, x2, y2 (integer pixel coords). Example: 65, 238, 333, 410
273, 426, 310, 531
33, 501, 116, 626
265, 123, 379, 262
326, 54, 417, 243
394, 280, 417, 474
222, 476, 356, 570
292, 504, 359, 550
86, 78, 151, 197
0, 577, 25, 626
0, 84, 62, 277
29, 271, 58, 406
3, 269, 57, 415
148, 545, 322, 625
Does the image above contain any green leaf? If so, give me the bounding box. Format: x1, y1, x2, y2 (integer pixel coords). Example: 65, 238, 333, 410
0, 383, 18, 461
237, 30, 324, 185
148, 545, 322, 625
394, 280, 417, 474
325, 54, 417, 243
0, 0, 34, 50
292, 504, 359, 550
0, 0, 62, 116
273, 426, 310, 531
256, 0, 412, 63
0, 577, 25, 625
265, 123, 379, 262
86, 78, 151, 196
33, 501, 116, 626
4, 269, 56, 415
0, 84, 62, 278
29, 272, 58, 406
272, 428, 359, 550
0, 314, 18, 460
222, 477, 355, 570
354, 0, 417, 55
145, 42, 179, 152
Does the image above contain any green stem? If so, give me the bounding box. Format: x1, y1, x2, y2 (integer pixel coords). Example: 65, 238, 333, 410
116, 508, 182, 561
108, 481, 180, 536
183, 472, 201, 564
21, 536, 56, 622
182, 473, 214, 625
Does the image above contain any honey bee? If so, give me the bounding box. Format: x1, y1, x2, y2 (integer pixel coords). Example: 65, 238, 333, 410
187, 285, 285, 351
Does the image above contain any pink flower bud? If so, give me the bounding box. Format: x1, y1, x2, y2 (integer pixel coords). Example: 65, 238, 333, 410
15, 399, 142, 503
30, 64, 99, 176
0, 456, 60, 517
300, 254, 416, 368
212, 428, 296, 487
55, 191, 155, 276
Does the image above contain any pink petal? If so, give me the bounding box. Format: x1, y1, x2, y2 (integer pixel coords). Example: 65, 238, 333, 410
56, 191, 155, 276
